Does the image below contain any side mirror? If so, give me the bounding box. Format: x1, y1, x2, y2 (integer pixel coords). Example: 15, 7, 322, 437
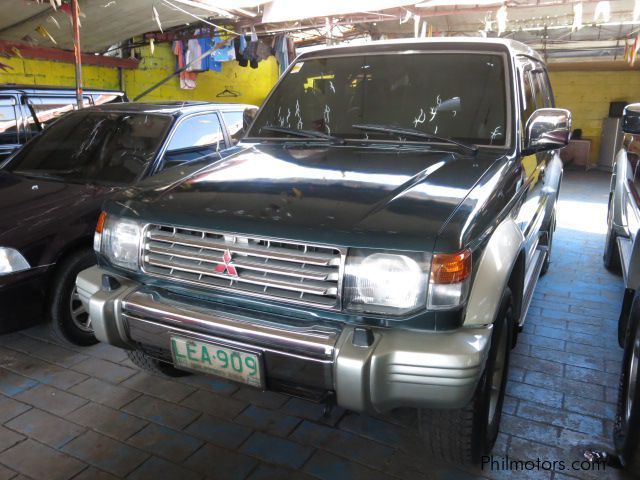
623, 104, 640, 134
524, 108, 572, 154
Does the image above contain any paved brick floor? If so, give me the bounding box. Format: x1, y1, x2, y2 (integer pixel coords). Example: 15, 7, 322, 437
0, 170, 637, 480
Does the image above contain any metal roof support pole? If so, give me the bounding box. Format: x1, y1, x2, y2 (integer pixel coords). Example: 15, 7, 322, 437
72, 0, 83, 108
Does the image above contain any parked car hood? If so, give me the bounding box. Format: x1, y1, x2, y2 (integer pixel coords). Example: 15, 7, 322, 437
107, 144, 504, 251
0, 171, 115, 261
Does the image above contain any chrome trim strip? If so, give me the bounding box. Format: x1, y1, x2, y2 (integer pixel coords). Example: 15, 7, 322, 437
122, 291, 341, 359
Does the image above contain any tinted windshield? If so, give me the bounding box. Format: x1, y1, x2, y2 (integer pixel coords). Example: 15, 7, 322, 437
7, 111, 172, 184
248, 52, 508, 146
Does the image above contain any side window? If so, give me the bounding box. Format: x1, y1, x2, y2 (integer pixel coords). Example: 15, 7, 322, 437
161, 113, 225, 170
520, 67, 536, 130
25, 95, 91, 130
222, 111, 246, 145
0, 98, 19, 145
533, 68, 554, 108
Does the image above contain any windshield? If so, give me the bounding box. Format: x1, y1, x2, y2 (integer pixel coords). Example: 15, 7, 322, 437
7, 111, 172, 184
248, 52, 508, 146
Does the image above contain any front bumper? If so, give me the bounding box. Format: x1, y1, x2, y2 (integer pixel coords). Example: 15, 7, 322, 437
0, 267, 49, 332
77, 266, 492, 412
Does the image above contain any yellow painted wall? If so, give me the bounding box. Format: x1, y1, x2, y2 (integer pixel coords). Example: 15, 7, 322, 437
549, 70, 640, 164
0, 42, 279, 108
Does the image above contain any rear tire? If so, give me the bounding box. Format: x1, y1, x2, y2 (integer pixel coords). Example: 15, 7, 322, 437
614, 305, 640, 471
419, 288, 514, 464
49, 249, 98, 346
604, 192, 621, 272
126, 350, 191, 378
540, 213, 556, 276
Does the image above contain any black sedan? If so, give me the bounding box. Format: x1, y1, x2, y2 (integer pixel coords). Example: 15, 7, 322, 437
0, 101, 256, 345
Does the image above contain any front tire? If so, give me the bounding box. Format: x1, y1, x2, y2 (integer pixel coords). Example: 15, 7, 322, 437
419, 288, 514, 464
49, 249, 98, 346
614, 307, 640, 470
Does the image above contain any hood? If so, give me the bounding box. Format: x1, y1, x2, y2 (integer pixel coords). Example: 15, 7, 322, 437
108, 144, 503, 251
0, 171, 114, 252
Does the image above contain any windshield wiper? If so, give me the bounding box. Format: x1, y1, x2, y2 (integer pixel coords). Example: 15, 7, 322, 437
352, 123, 478, 155
260, 126, 344, 144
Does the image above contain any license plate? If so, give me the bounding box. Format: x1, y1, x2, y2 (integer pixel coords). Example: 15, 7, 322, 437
170, 337, 263, 388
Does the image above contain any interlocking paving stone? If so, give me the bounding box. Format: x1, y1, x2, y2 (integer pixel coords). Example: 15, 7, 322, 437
506, 381, 564, 408
0, 439, 85, 480
121, 372, 196, 403
127, 456, 202, 480
0, 369, 39, 397
0, 395, 30, 423
13, 384, 87, 417
183, 443, 258, 480
68, 378, 141, 410
61, 431, 148, 477
126, 423, 203, 463
0, 426, 24, 453
184, 414, 252, 449
122, 395, 199, 430
180, 389, 248, 419
70, 467, 119, 480
67, 402, 147, 441
246, 463, 316, 480
302, 450, 396, 480
71, 358, 136, 384
0, 334, 88, 368
234, 404, 300, 437
516, 401, 604, 437
5, 408, 85, 448
0, 347, 87, 390
0, 463, 15, 480
290, 420, 394, 470
240, 431, 314, 470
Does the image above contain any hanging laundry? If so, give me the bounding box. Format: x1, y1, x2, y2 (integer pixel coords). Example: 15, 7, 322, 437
186, 38, 206, 72
173, 40, 197, 90
234, 35, 248, 67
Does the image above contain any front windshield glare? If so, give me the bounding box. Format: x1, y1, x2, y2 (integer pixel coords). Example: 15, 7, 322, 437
8, 111, 172, 184
248, 52, 507, 146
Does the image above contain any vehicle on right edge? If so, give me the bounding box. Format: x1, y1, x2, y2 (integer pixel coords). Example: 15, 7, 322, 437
77, 38, 570, 464
604, 103, 640, 470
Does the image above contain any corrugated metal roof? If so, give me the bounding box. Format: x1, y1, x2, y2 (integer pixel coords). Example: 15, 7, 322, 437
0, 0, 232, 53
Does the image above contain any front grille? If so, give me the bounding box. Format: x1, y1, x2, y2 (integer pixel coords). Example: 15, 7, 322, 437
141, 224, 344, 309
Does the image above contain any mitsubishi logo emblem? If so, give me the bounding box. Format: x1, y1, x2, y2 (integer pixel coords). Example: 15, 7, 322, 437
214, 249, 238, 277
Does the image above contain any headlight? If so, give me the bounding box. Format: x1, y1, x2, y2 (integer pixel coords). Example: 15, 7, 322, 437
344, 250, 429, 315
0, 248, 30, 275
96, 213, 142, 271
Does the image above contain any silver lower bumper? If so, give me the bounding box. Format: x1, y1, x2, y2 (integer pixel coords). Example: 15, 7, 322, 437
77, 266, 492, 412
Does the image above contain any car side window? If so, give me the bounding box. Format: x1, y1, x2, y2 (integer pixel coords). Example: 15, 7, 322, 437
0, 97, 19, 145
161, 113, 225, 170
519, 66, 536, 131
532, 66, 554, 108
222, 111, 245, 145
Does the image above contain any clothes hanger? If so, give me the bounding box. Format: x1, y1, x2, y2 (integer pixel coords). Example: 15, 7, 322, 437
216, 87, 241, 98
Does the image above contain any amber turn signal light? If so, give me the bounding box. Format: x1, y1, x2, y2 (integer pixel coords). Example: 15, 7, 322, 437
431, 249, 472, 284
96, 211, 107, 234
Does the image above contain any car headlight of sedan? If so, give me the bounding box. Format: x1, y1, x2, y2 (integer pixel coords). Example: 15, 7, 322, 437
0, 248, 30, 275
344, 250, 430, 315
94, 212, 142, 271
